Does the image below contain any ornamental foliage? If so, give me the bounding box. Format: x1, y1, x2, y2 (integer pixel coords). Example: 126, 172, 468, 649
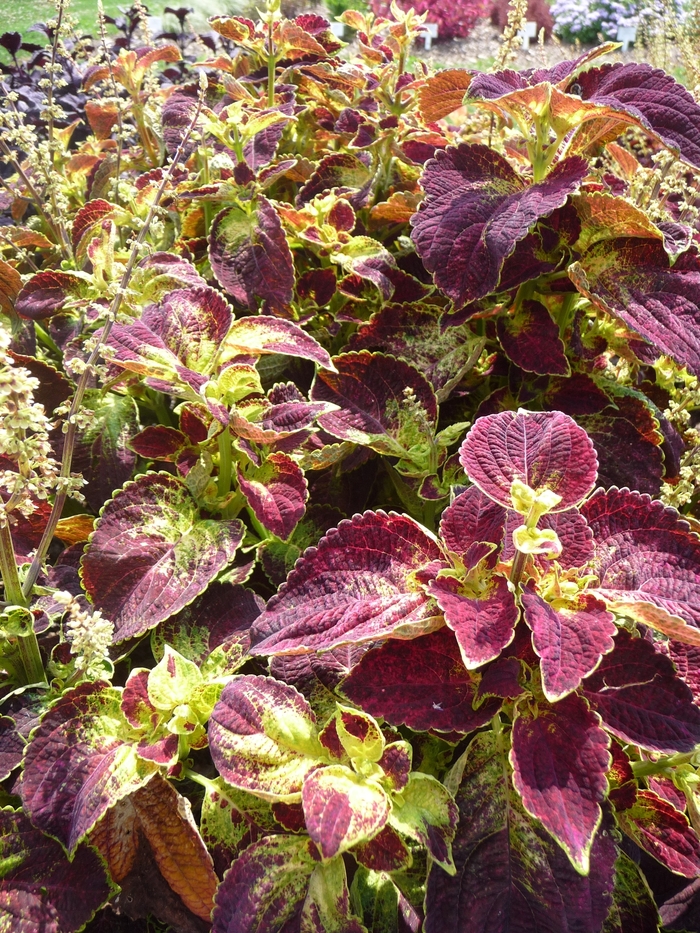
4, 3, 700, 932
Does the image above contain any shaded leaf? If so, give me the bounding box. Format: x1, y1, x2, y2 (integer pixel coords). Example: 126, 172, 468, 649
425, 731, 616, 933
497, 300, 569, 376
0, 808, 111, 933
347, 304, 483, 401
582, 628, 700, 753
212, 834, 317, 933
340, 627, 501, 735
603, 853, 660, 932
312, 351, 438, 460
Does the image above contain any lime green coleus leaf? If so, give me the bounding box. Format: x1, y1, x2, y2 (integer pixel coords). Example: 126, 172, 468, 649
350, 867, 422, 933
301, 856, 368, 933
199, 776, 278, 877
209, 674, 329, 801
336, 706, 385, 764
388, 773, 458, 874
20, 681, 158, 854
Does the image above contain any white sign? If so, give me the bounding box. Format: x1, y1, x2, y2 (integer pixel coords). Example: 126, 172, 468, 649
517, 20, 538, 50
420, 22, 439, 50
616, 25, 637, 52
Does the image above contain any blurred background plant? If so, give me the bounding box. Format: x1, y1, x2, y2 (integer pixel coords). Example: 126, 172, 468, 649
367, 0, 488, 39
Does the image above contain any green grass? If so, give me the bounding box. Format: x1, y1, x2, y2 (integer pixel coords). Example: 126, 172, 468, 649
0, 1, 122, 37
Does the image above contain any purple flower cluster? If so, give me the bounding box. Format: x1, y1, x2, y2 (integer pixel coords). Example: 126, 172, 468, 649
551, 0, 681, 43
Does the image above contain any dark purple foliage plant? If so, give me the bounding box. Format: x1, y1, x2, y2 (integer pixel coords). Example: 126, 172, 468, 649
4, 2, 700, 932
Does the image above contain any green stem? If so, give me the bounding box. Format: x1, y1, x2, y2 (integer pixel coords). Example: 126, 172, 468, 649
133, 104, 159, 167
631, 752, 694, 778
0, 518, 25, 607
267, 19, 276, 107
218, 428, 233, 499
509, 549, 527, 587
0, 519, 46, 684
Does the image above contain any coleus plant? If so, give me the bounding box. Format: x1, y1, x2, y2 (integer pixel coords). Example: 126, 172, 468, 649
5, 0, 700, 931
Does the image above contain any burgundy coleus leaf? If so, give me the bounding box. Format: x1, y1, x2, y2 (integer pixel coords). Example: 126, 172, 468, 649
81, 472, 244, 642
496, 299, 569, 376
582, 487, 700, 641
510, 694, 610, 874
617, 791, 700, 877
20, 681, 158, 854
0, 716, 25, 780
311, 351, 438, 458
0, 808, 112, 933
340, 627, 502, 735
129, 425, 192, 461
250, 510, 444, 656
439, 485, 506, 570
106, 285, 232, 391
352, 825, 413, 872
211, 834, 318, 933
208, 675, 326, 801
15, 270, 86, 320
209, 196, 294, 313
571, 63, 700, 168
460, 409, 598, 511
302, 764, 390, 859
428, 573, 519, 670
521, 586, 616, 702
582, 628, 700, 753
346, 303, 483, 401
666, 641, 700, 704
425, 731, 616, 933
570, 239, 700, 376
238, 452, 308, 540
410, 143, 587, 307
